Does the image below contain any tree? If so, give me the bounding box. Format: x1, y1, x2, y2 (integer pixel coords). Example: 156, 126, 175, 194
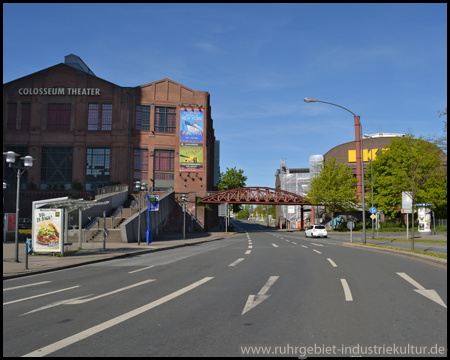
217, 166, 247, 213
305, 157, 358, 229
218, 166, 247, 191
370, 134, 443, 249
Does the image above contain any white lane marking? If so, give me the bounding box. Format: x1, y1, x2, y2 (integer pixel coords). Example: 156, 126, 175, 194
68, 280, 155, 305
128, 265, 155, 274
3, 286, 80, 306
248, 245, 253, 249
327, 258, 338, 267
340, 279, 353, 301
312, 249, 322, 254
397, 272, 447, 308
3, 281, 51, 291
396, 272, 424, 289
229, 258, 245, 267
272, 244, 278, 248
292, 242, 297, 245
22, 277, 214, 357
245, 250, 252, 255
242, 276, 279, 315
21, 295, 93, 316
20, 280, 156, 314
311, 243, 323, 247
301, 245, 308, 248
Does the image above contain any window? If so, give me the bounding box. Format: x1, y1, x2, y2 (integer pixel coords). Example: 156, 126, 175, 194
88, 103, 113, 130
134, 148, 149, 184
88, 103, 99, 130
154, 149, 175, 191
86, 148, 110, 190
20, 103, 31, 130
40, 147, 73, 190
47, 104, 70, 130
101, 103, 112, 130
7, 103, 17, 130
155, 106, 176, 133
136, 105, 151, 130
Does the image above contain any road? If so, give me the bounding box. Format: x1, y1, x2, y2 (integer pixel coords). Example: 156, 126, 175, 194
3, 220, 447, 357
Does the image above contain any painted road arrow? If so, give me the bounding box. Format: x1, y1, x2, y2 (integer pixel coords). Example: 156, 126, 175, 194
242, 276, 279, 315
397, 272, 447, 308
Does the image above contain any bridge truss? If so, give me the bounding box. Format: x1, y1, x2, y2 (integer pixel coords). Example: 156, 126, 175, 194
200, 187, 312, 206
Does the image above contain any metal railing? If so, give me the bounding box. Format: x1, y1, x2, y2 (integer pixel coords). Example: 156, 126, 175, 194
84, 217, 100, 243
95, 184, 128, 199
110, 206, 123, 228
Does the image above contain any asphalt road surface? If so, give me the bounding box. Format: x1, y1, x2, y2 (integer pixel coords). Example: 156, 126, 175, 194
3, 220, 447, 357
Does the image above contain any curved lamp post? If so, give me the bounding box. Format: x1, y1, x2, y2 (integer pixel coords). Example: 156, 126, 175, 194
3, 151, 34, 262
304, 98, 366, 244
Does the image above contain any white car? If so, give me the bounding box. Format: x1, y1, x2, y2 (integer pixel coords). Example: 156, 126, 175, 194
305, 225, 327, 238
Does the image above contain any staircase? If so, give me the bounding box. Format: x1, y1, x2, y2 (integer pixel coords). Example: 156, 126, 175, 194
85, 194, 142, 243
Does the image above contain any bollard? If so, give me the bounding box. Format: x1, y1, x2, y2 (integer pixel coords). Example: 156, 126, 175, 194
25, 242, 28, 269
25, 238, 32, 270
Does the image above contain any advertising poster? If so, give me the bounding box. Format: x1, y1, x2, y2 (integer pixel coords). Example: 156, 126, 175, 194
33, 208, 63, 253
417, 205, 432, 234
180, 109, 204, 143
179, 143, 203, 172
6, 213, 16, 232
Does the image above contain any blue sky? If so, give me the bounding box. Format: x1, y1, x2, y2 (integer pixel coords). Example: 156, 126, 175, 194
3, 3, 447, 188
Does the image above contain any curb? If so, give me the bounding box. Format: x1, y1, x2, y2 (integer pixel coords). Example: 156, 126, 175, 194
342, 243, 447, 266
2, 234, 236, 280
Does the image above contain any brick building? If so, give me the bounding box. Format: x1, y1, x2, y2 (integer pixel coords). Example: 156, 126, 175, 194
3, 54, 220, 230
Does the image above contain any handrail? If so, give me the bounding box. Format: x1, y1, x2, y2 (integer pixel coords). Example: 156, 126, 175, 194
111, 206, 123, 220
85, 217, 99, 231
110, 206, 123, 229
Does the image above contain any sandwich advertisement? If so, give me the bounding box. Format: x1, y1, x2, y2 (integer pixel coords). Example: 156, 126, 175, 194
33, 209, 63, 253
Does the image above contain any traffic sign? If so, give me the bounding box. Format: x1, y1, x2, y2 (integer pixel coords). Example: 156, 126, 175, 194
347, 221, 355, 230
370, 214, 376, 219
369, 207, 377, 214
149, 195, 159, 211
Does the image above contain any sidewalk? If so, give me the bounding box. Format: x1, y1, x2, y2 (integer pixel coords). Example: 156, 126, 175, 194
3, 228, 239, 280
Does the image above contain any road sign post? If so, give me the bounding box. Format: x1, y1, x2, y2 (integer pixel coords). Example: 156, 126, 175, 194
146, 195, 159, 244
347, 221, 355, 243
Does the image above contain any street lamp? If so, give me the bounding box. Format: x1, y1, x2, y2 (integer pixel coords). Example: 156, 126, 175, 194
134, 180, 148, 245
181, 194, 188, 240
304, 98, 366, 244
3, 151, 34, 262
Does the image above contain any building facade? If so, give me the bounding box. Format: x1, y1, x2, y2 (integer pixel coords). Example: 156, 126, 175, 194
3, 55, 220, 229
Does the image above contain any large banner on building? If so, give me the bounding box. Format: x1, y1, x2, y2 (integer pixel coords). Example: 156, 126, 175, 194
32, 209, 63, 253
180, 109, 204, 143
180, 143, 204, 172
180, 108, 204, 172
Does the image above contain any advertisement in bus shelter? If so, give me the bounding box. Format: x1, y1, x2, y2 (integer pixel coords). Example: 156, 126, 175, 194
180, 109, 204, 143
33, 208, 63, 253
179, 143, 203, 172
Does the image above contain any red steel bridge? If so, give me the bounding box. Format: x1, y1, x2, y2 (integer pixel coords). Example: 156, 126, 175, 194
201, 187, 312, 206
200, 187, 312, 229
